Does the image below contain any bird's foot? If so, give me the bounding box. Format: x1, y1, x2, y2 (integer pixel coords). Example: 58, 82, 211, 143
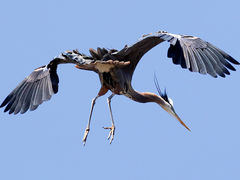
82, 128, 90, 146
103, 125, 115, 144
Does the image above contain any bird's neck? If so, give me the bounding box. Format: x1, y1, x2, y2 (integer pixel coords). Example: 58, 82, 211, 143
126, 86, 165, 106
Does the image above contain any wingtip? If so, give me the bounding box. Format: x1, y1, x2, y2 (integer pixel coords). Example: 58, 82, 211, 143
235, 60, 240, 65
227, 56, 240, 65
3, 107, 9, 113
0, 97, 10, 108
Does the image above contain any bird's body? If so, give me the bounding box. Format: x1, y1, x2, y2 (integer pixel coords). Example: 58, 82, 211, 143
1, 31, 239, 144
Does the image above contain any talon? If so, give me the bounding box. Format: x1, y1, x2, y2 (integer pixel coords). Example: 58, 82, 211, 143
103, 125, 115, 144
82, 128, 90, 145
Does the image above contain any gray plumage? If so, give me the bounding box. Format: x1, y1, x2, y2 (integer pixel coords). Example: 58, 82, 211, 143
116, 31, 239, 77
1, 31, 238, 130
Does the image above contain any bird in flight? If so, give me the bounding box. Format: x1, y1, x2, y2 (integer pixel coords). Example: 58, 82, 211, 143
1, 31, 239, 144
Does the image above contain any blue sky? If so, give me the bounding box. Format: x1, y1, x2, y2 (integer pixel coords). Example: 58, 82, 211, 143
0, 0, 240, 179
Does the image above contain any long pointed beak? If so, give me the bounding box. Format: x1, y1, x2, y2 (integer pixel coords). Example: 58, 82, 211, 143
165, 106, 191, 131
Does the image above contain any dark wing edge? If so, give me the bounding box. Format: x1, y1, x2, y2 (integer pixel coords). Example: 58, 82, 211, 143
116, 31, 239, 78
0, 50, 96, 115
166, 33, 239, 78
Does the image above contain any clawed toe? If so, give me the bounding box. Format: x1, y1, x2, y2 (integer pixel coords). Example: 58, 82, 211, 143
103, 125, 115, 144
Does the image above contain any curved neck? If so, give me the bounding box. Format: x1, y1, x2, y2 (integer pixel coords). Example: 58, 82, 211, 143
125, 84, 191, 131
125, 86, 165, 106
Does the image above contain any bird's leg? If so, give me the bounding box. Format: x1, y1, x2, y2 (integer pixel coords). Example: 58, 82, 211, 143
103, 93, 116, 144
82, 86, 108, 145
82, 95, 99, 145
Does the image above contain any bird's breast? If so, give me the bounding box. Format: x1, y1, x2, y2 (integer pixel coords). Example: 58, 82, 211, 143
100, 72, 125, 95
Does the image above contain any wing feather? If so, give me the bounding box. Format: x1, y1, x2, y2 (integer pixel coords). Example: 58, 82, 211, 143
1, 49, 97, 114
198, 49, 224, 77
186, 46, 199, 72
20, 82, 35, 114
181, 44, 191, 69
197, 49, 217, 77
116, 31, 239, 77
1, 63, 59, 114
8, 82, 29, 114
190, 47, 207, 74
29, 81, 40, 111
0, 80, 25, 108
13, 82, 30, 114
32, 79, 43, 107
204, 49, 230, 75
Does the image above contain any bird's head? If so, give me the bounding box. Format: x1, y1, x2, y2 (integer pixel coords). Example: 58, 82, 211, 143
154, 75, 190, 131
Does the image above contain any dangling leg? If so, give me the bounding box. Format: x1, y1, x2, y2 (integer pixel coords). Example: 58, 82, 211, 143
103, 93, 115, 144
82, 86, 108, 145
82, 95, 99, 145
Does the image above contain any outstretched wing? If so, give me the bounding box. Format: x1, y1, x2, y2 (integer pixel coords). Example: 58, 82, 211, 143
116, 31, 239, 77
0, 50, 95, 114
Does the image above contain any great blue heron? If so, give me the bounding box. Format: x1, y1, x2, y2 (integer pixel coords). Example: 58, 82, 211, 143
1, 31, 239, 144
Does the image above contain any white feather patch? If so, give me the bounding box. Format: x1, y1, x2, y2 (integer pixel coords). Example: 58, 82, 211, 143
168, 98, 174, 107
